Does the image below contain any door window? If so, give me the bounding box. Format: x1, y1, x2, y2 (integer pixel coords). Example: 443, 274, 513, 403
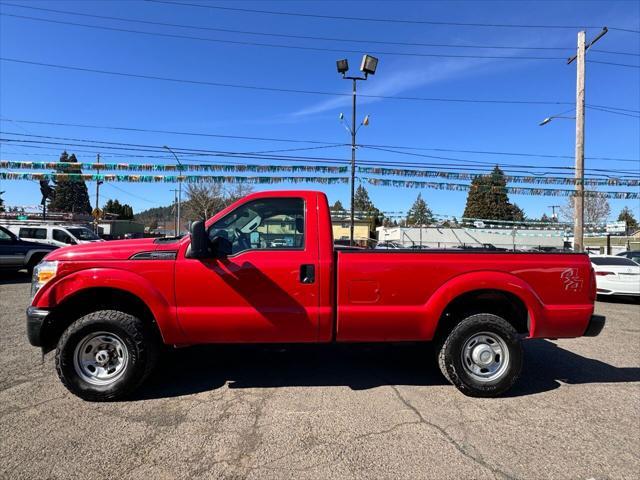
19, 227, 47, 239
209, 198, 304, 255
53, 229, 75, 244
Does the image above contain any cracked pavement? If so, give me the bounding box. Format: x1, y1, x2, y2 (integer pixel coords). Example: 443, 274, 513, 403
1, 272, 639, 479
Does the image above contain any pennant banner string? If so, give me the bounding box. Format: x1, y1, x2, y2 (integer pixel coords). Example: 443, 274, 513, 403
0, 172, 349, 185
363, 177, 639, 199
358, 166, 639, 187
0, 160, 347, 174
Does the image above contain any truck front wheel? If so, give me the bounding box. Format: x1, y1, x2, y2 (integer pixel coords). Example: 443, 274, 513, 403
437, 313, 522, 398
55, 310, 159, 401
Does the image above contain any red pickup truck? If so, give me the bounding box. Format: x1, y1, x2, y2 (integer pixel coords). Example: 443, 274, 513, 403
27, 190, 604, 401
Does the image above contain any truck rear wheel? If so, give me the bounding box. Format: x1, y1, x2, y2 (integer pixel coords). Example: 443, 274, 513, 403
437, 313, 522, 398
55, 310, 159, 401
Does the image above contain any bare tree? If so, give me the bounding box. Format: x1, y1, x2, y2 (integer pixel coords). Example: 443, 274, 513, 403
225, 183, 254, 205
184, 182, 225, 221
559, 191, 611, 225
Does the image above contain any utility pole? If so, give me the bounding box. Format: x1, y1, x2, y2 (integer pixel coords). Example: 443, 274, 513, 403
548, 205, 560, 221
573, 31, 586, 253
568, 27, 608, 252
164, 146, 182, 235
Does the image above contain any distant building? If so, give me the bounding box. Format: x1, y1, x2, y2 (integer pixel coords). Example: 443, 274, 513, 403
331, 215, 373, 246
97, 220, 145, 239
377, 226, 565, 250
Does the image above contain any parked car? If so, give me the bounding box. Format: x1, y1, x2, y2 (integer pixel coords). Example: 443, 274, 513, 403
3, 224, 103, 248
591, 255, 640, 297
616, 250, 640, 264
0, 225, 56, 274
27, 190, 603, 401
375, 241, 403, 249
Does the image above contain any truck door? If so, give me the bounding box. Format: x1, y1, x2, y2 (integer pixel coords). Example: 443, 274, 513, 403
174, 195, 320, 343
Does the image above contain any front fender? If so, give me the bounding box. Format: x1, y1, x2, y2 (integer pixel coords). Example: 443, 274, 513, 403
422, 270, 544, 339
33, 267, 186, 344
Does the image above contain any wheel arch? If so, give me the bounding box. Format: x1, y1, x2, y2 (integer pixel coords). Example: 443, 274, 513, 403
41, 287, 163, 353
423, 270, 544, 341
35, 268, 185, 351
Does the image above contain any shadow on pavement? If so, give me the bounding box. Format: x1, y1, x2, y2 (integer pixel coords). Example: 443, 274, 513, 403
134, 339, 640, 401
0, 270, 31, 285
596, 295, 640, 305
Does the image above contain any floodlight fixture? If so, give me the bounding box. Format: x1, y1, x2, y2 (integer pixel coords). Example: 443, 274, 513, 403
360, 55, 378, 76
336, 59, 349, 74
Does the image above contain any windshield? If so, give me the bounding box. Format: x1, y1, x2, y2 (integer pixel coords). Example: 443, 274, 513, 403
0, 226, 15, 241
591, 257, 638, 266
67, 228, 100, 241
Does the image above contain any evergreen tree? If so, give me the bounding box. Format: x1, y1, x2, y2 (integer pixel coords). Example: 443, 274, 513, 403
406, 193, 434, 225
463, 166, 518, 221
330, 200, 345, 213
48, 152, 92, 214
618, 207, 638, 234
540, 213, 551, 223
511, 203, 525, 222
0, 190, 5, 213
353, 185, 382, 229
103, 198, 134, 219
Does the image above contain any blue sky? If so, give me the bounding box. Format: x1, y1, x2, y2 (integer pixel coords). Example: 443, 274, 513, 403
1, 0, 638, 221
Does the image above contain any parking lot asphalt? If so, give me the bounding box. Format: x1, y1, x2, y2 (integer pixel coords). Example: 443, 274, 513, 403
1, 271, 639, 480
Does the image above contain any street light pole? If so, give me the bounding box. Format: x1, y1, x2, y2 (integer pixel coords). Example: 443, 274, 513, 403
337, 55, 378, 246
164, 146, 182, 235
350, 78, 357, 246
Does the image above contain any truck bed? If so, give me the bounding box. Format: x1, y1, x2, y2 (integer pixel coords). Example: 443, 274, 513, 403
335, 250, 594, 342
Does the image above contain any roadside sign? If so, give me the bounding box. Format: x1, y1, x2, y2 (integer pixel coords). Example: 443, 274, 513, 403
92, 208, 103, 220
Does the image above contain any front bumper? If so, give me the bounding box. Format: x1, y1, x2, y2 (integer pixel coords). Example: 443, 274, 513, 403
26, 306, 50, 347
584, 314, 606, 337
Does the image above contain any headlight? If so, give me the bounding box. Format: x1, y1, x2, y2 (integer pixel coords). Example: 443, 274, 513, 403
31, 260, 58, 299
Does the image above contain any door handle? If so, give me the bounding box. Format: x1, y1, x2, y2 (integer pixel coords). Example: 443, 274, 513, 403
299, 264, 315, 284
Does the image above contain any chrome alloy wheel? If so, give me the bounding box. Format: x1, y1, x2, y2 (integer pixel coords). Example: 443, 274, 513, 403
461, 331, 510, 382
73, 331, 129, 386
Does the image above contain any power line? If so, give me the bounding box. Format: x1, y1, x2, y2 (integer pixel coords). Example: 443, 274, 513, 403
360, 145, 640, 177
102, 182, 165, 205
0, 57, 586, 106
591, 49, 640, 57
1, 13, 572, 61
0, 2, 580, 52
587, 59, 640, 69
3, 132, 639, 177
4, 2, 638, 57
2, 118, 638, 161
586, 105, 640, 118
148, 0, 639, 33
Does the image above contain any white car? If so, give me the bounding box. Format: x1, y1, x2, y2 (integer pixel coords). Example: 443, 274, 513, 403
591, 255, 640, 297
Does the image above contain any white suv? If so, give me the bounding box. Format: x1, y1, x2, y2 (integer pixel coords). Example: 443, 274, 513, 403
4, 224, 103, 247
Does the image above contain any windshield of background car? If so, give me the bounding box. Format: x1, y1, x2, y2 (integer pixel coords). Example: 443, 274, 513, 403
591, 257, 638, 266
0, 226, 14, 241
67, 228, 100, 240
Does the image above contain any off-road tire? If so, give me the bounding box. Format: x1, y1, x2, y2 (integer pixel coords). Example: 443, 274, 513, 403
55, 310, 159, 401
437, 313, 522, 398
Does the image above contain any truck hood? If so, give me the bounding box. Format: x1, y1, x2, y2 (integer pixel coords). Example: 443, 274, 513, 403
45, 237, 180, 261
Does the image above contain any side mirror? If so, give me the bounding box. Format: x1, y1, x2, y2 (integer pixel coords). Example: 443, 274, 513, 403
211, 235, 232, 258
189, 220, 209, 258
